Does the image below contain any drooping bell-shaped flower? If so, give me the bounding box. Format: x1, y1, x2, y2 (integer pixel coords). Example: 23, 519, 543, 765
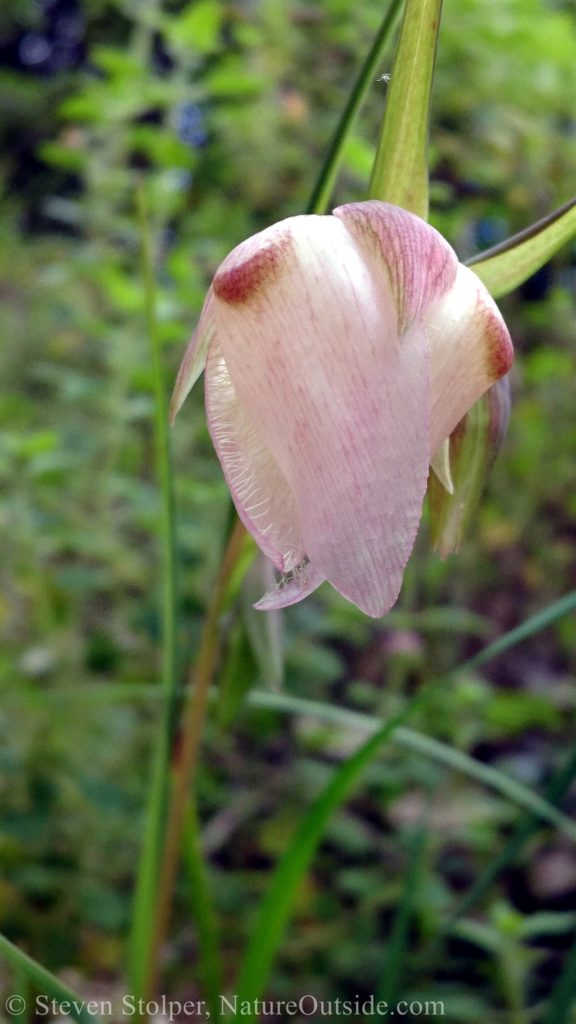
171, 201, 513, 617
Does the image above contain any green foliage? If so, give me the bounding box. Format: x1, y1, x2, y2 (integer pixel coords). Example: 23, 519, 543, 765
1, 0, 576, 1020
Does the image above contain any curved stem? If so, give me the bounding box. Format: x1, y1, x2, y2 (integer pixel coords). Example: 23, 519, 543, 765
145, 518, 246, 999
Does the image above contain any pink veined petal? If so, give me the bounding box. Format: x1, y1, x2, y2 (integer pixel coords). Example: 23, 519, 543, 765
333, 201, 459, 334
211, 214, 431, 617
425, 264, 514, 454
204, 334, 307, 575
254, 560, 325, 611
170, 288, 216, 423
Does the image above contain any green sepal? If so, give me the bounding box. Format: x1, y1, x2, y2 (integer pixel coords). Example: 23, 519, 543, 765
467, 197, 576, 299
428, 377, 511, 557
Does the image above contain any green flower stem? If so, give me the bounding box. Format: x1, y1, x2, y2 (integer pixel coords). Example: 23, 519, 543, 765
145, 519, 247, 999
369, 0, 443, 218
128, 184, 179, 1000
306, 0, 404, 216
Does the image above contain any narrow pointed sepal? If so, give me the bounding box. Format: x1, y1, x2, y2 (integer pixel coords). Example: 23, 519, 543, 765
428, 375, 511, 557
430, 438, 454, 494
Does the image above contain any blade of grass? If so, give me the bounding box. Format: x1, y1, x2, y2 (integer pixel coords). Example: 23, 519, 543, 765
447, 745, 576, 925
246, 692, 576, 844
544, 927, 576, 1024
306, 0, 403, 215
369, 0, 444, 217
235, 588, 576, 1008
234, 698, 428, 1022
377, 823, 428, 1005
182, 801, 223, 1023
0, 934, 98, 1024
127, 184, 179, 999
460, 589, 576, 672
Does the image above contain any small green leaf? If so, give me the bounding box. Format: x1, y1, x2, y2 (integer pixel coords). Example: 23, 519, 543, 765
468, 197, 576, 298
164, 0, 224, 57
369, 0, 443, 218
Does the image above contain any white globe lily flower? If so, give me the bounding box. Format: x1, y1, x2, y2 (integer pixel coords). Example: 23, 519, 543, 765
171, 201, 513, 617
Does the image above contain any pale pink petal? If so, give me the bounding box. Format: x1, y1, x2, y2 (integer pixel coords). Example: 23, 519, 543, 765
170, 288, 216, 423
254, 561, 325, 611
204, 335, 306, 574
333, 201, 458, 333
211, 214, 431, 617
425, 264, 514, 453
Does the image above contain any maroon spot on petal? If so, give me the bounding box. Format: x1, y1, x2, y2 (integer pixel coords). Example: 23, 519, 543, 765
214, 237, 289, 305
483, 305, 514, 379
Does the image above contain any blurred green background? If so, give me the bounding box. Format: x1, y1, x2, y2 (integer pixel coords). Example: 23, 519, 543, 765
1, 0, 576, 1019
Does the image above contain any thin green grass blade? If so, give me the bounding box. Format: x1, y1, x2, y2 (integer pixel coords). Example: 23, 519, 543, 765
448, 746, 576, 926
247, 692, 576, 843
9, 969, 30, 1024
235, 588, 576, 1009
182, 802, 223, 1023
369, 0, 443, 217
0, 934, 99, 1024
234, 702, 426, 1020
460, 589, 576, 673
127, 184, 180, 999
467, 197, 576, 299
306, 0, 403, 215
377, 823, 427, 1005
544, 927, 576, 1024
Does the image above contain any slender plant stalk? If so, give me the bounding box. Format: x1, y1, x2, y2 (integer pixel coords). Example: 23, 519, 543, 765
182, 800, 224, 1022
306, 0, 404, 215
128, 184, 179, 998
369, 0, 443, 218
145, 518, 246, 999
